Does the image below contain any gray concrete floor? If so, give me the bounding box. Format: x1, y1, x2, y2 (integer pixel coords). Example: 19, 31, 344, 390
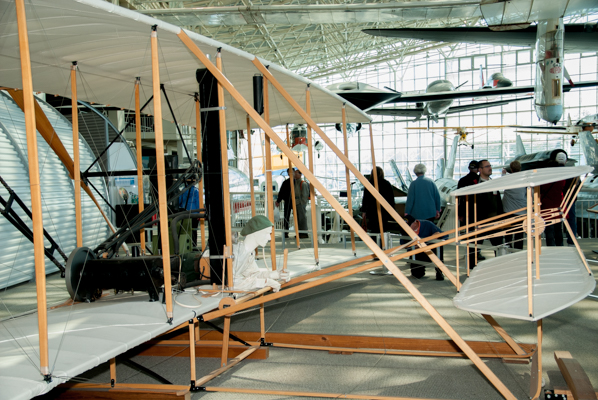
5, 237, 598, 399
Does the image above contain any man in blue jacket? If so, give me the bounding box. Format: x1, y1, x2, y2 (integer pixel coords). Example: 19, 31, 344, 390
405, 163, 441, 222
405, 215, 447, 280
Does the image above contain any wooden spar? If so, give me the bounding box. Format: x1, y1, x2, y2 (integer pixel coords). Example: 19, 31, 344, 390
527, 187, 533, 318
465, 194, 470, 274
563, 218, 592, 274
455, 196, 460, 289
474, 194, 478, 265
341, 106, 356, 253
369, 124, 385, 248
196, 96, 206, 250
216, 50, 234, 287
247, 115, 256, 217
306, 86, 319, 261
15, 0, 49, 377
204, 386, 455, 399
150, 26, 173, 320
249, 60, 449, 281
71, 62, 83, 247
189, 320, 197, 383
109, 358, 116, 384
530, 320, 543, 400
7, 89, 120, 238
221, 315, 231, 366
263, 76, 277, 271
481, 315, 526, 356
177, 32, 516, 399
534, 187, 541, 276
135, 78, 146, 253
286, 125, 300, 247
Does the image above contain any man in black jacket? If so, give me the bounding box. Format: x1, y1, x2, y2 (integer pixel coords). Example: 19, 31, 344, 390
457, 160, 483, 264
476, 159, 504, 255
275, 168, 294, 238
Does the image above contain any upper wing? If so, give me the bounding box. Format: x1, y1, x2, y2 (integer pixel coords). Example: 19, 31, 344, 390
363, 24, 598, 53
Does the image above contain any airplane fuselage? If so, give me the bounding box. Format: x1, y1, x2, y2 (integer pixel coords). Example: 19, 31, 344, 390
424, 79, 455, 120
534, 18, 565, 123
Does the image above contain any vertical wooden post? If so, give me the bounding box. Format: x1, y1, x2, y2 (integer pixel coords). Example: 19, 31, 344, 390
529, 319, 543, 399
189, 319, 197, 383
135, 78, 146, 253
527, 187, 534, 318
150, 25, 173, 320
247, 115, 256, 217
263, 76, 277, 271
455, 196, 460, 290
221, 315, 231, 367
260, 297, 266, 340
474, 194, 478, 265
109, 358, 117, 384
341, 106, 356, 253
286, 125, 300, 248
534, 187, 542, 266
465, 195, 470, 274
215, 50, 234, 288
71, 62, 83, 247
305, 85, 319, 262
195, 95, 206, 251
369, 124, 384, 249
15, 0, 49, 378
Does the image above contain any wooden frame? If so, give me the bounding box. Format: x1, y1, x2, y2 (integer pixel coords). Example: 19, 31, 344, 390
178, 31, 518, 399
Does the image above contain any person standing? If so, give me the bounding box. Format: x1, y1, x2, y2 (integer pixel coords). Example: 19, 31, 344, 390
405, 215, 447, 280
502, 160, 526, 250
360, 166, 395, 234
457, 160, 482, 263
476, 159, 504, 253
295, 169, 310, 238
405, 164, 440, 222
457, 160, 479, 221
540, 153, 566, 246
275, 168, 294, 238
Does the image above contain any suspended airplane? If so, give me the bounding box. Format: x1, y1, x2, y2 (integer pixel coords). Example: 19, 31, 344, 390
328, 77, 536, 125
363, 14, 598, 124
514, 114, 598, 145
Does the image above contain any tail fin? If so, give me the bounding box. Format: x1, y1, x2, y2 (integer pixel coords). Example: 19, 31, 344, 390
405, 168, 413, 186
515, 135, 526, 157
444, 135, 459, 179
435, 158, 446, 180
390, 159, 409, 192
479, 64, 484, 89
579, 131, 598, 174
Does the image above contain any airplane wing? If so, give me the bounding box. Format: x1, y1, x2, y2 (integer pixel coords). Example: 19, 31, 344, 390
364, 82, 597, 106
367, 96, 533, 118
367, 107, 424, 118
363, 24, 598, 53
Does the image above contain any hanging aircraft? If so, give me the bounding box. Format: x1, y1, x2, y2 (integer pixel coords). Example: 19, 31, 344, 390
514, 114, 598, 145
328, 78, 536, 125
363, 15, 598, 124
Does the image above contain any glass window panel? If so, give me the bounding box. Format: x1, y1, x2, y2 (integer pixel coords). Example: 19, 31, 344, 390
460, 57, 472, 71
503, 52, 516, 66
517, 50, 530, 64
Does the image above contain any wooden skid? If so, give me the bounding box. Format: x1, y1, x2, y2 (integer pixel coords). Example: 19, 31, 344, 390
203, 386, 448, 399
42, 384, 190, 399
195, 331, 535, 359
554, 351, 598, 400
136, 341, 268, 359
